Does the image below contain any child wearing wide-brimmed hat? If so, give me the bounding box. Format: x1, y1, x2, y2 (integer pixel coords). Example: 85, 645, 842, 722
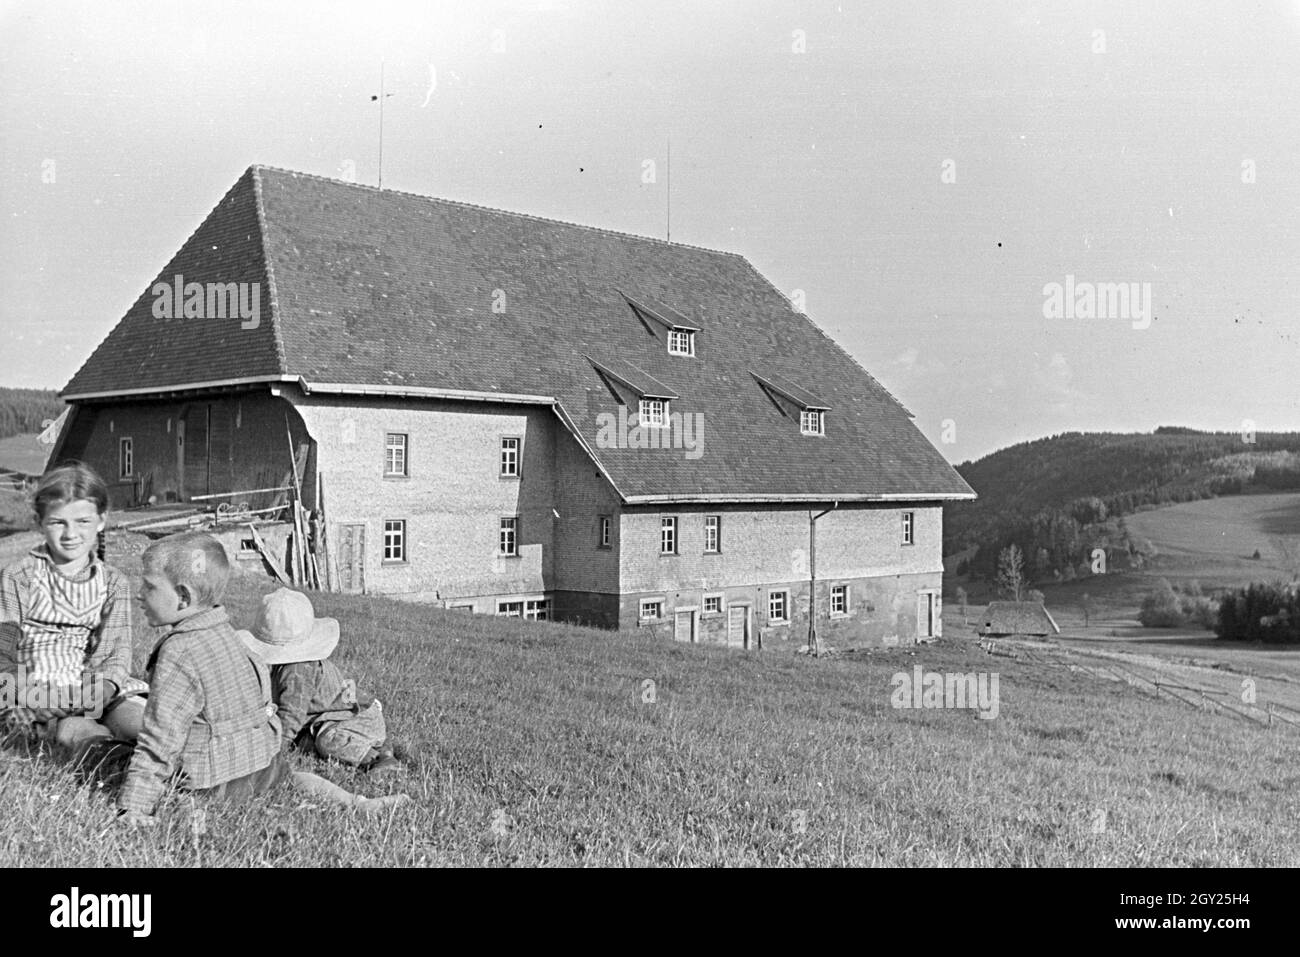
240, 588, 406, 775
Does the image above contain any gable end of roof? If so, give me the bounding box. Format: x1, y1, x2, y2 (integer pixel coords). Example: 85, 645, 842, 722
250, 166, 288, 371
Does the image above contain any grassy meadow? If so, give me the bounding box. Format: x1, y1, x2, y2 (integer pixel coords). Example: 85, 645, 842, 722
0, 433, 50, 480
1, 522, 1298, 867
1124, 492, 1300, 587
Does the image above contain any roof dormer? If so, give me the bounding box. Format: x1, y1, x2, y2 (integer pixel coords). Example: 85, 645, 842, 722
621, 292, 700, 358
751, 371, 831, 435
585, 355, 678, 401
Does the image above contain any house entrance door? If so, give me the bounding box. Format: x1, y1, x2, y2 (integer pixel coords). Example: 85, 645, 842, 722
727, 604, 750, 649
673, 610, 695, 642
337, 524, 366, 594
918, 591, 941, 639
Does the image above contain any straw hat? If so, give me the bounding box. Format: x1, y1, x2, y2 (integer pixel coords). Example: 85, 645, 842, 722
240, 588, 340, 665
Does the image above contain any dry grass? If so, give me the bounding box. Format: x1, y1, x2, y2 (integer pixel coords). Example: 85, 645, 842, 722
2, 528, 1298, 867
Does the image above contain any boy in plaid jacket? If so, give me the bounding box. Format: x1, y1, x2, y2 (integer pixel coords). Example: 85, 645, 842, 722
117, 532, 407, 824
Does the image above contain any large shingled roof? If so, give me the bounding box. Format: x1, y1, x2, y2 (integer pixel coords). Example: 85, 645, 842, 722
63, 166, 974, 503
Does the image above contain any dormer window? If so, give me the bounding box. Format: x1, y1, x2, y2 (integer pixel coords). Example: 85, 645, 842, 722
668, 328, 695, 357
639, 398, 669, 427
753, 371, 830, 436
621, 292, 702, 354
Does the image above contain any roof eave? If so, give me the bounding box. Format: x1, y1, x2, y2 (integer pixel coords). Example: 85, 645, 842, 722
622, 491, 978, 505
293, 380, 559, 405
62, 377, 565, 407
62, 374, 301, 402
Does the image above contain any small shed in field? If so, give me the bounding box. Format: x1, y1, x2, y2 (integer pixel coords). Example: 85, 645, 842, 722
979, 601, 1060, 637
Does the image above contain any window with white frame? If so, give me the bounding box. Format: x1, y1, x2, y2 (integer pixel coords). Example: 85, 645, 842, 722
703, 594, 722, 615
768, 590, 789, 624
831, 584, 849, 616
598, 514, 612, 549
640, 599, 664, 620
383, 520, 406, 562
496, 599, 547, 620
668, 328, 695, 356
704, 515, 721, 553
639, 398, 669, 427
500, 517, 518, 556
500, 437, 519, 477
800, 410, 825, 436
660, 516, 677, 555
118, 437, 133, 479
902, 511, 914, 546
384, 433, 408, 476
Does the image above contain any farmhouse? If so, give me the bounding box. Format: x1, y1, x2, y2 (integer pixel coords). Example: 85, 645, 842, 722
53, 166, 974, 648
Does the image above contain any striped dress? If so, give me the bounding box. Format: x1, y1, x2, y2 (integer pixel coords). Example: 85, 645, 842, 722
0, 546, 143, 714
20, 555, 107, 686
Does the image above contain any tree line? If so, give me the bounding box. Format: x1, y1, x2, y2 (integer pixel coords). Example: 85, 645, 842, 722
946, 430, 1300, 584
1216, 583, 1300, 644
0, 387, 64, 442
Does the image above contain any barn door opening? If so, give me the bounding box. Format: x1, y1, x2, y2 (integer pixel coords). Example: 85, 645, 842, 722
175, 418, 186, 499
180, 404, 211, 500
206, 403, 231, 495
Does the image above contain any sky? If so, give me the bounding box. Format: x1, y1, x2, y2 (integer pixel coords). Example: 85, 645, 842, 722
1, 0, 1297, 462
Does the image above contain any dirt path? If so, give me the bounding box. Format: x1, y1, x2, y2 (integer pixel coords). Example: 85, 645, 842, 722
979, 631, 1300, 728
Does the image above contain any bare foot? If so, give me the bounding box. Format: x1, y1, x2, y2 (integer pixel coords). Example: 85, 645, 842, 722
356, 793, 411, 814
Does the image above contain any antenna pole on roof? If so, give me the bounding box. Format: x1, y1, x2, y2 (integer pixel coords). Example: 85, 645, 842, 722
666, 135, 671, 242
372, 61, 395, 189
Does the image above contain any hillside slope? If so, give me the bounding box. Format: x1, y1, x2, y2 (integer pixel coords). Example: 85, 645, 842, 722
1, 526, 1296, 867
1124, 493, 1300, 586
945, 428, 1300, 581
0, 433, 51, 482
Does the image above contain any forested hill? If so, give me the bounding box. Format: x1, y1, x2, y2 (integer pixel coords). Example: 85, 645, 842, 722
944, 428, 1300, 579
0, 387, 63, 441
